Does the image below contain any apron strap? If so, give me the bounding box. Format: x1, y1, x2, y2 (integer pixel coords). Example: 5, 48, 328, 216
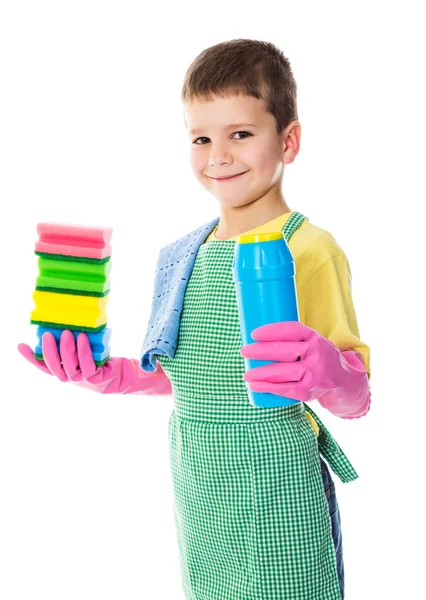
283, 212, 359, 483
282, 211, 309, 241
304, 404, 359, 483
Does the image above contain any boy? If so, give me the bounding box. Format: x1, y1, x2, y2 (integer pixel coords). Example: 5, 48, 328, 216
19, 39, 371, 599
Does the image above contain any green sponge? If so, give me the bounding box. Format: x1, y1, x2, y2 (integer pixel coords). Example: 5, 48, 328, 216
35, 255, 111, 296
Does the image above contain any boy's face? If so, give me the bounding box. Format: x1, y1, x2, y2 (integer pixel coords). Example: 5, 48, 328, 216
183, 94, 300, 209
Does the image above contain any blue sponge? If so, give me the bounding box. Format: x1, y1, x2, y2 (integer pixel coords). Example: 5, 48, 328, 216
34, 326, 111, 366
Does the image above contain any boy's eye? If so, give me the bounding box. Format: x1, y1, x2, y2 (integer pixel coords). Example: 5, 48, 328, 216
193, 131, 252, 144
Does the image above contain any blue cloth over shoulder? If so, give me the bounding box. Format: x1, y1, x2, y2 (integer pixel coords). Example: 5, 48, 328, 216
139, 216, 220, 372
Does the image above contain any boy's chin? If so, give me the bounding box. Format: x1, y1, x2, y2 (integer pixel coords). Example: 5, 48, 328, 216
215, 196, 258, 208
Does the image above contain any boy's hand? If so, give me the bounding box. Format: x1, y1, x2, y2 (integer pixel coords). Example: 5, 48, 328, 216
240, 321, 370, 416
17, 330, 172, 395
18, 330, 107, 384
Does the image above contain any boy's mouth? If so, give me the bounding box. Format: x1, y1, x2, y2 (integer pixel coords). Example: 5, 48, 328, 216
211, 171, 248, 181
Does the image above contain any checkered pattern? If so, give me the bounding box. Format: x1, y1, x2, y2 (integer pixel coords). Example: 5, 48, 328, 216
159, 212, 355, 599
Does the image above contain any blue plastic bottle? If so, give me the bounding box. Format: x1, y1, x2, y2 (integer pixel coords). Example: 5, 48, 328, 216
232, 231, 300, 408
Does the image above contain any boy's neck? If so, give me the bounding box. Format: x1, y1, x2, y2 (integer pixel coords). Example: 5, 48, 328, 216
214, 198, 292, 240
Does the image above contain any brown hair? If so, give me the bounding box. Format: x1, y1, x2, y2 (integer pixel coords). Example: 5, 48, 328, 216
181, 38, 298, 136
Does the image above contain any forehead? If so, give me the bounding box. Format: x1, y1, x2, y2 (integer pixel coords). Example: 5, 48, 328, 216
184, 94, 269, 134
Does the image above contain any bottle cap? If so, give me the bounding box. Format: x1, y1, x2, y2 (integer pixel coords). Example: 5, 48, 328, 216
236, 232, 283, 244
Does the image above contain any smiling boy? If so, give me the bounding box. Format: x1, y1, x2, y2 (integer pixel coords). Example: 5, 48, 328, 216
19, 38, 371, 600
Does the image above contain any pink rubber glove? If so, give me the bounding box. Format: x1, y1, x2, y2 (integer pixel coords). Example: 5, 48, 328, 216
17, 330, 172, 395
240, 321, 371, 419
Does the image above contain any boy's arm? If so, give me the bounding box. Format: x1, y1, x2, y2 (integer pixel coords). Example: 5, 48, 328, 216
298, 253, 371, 418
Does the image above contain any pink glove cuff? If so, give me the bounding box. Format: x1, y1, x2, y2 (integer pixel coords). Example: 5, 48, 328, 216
72, 357, 173, 395
118, 359, 173, 395
316, 350, 371, 419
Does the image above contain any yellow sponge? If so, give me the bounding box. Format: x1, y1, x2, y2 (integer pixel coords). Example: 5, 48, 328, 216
30, 290, 108, 331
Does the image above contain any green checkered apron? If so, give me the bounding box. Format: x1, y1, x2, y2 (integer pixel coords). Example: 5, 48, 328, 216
158, 212, 358, 600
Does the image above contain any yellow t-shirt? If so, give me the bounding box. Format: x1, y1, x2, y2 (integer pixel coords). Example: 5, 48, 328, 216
204, 211, 371, 381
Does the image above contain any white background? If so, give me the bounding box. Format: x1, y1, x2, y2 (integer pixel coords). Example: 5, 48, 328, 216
1, 1, 425, 599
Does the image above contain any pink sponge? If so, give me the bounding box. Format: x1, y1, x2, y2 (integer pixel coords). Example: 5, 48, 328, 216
35, 222, 113, 260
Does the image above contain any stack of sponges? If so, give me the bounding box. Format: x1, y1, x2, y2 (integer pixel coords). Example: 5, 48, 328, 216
31, 222, 113, 367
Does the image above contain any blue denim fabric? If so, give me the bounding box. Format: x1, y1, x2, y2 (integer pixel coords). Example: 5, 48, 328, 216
320, 456, 345, 599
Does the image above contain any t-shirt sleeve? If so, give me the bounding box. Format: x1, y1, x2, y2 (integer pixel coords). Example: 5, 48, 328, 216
297, 253, 371, 380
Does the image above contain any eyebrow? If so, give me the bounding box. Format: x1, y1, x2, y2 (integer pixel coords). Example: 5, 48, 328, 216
189, 123, 258, 135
